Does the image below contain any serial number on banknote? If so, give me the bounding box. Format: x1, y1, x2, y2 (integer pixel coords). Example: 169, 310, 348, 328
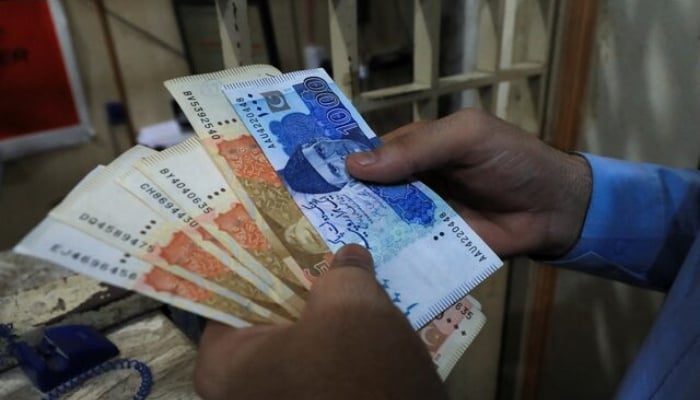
183, 91, 218, 138
158, 168, 214, 213
439, 212, 488, 263
78, 213, 155, 253
455, 301, 474, 318
137, 182, 200, 228
235, 104, 272, 143
49, 243, 137, 280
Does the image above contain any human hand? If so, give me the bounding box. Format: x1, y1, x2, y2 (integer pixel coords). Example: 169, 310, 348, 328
194, 244, 448, 400
346, 109, 592, 258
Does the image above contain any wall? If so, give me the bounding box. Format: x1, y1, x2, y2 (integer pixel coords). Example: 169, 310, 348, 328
0, 0, 189, 249
539, 1, 700, 398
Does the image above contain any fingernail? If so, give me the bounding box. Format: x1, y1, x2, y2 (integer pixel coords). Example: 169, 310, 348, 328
332, 244, 374, 272
349, 151, 376, 166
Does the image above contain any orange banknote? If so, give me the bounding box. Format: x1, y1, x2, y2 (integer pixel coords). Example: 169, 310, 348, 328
50, 165, 294, 321
165, 67, 331, 286
419, 295, 486, 379
15, 217, 277, 327
134, 139, 307, 309
110, 147, 301, 318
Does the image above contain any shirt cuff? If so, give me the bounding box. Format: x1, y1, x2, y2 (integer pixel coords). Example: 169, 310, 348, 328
549, 153, 667, 286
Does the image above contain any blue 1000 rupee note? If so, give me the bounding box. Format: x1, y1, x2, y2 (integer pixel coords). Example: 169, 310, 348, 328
222, 69, 502, 328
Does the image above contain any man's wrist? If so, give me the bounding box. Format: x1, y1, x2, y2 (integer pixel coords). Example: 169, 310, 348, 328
539, 152, 593, 258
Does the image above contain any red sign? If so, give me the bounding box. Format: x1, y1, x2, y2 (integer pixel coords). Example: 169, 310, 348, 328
0, 0, 81, 141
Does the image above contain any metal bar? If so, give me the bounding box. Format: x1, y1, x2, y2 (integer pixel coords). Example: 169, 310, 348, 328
95, 0, 136, 146
412, 0, 441, 120
216, 0, 252, 67
328, 0, 359, 98
255, 0, 281, 68
536, 0, 560, 129
494, 0, 517, 118
357, 64, 545, 112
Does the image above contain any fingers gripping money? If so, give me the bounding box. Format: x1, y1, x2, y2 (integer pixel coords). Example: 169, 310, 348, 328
15, 65, 499, 382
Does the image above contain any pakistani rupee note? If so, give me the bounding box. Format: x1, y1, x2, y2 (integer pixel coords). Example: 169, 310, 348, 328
107, 147, 302, 318
165, 66, 331, 286
14, 218, 272, 327
49, 165, 293, 320
223, 69, 502, 328
135, 138, 307, 303
117, 143, 485, 378
419, 295, 486, 379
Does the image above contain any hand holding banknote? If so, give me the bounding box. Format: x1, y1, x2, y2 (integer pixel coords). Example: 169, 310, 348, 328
194, 244, 448, 400
346, 108, 593, 259
13, 66, 491, 387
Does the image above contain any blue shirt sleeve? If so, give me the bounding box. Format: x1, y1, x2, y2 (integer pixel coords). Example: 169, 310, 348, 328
551, 153, 700, 291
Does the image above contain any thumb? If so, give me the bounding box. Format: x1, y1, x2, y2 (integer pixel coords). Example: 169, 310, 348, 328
329, 243, 374, 273
346, 111, 475, 183
304, 244, 388, 314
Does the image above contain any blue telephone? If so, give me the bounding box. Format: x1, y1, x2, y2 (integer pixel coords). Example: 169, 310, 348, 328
1, 323, 152, 399
1, 324, 119, 392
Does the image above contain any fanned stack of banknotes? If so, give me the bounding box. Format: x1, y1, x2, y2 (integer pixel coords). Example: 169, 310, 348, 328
14, 65, 502, 379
